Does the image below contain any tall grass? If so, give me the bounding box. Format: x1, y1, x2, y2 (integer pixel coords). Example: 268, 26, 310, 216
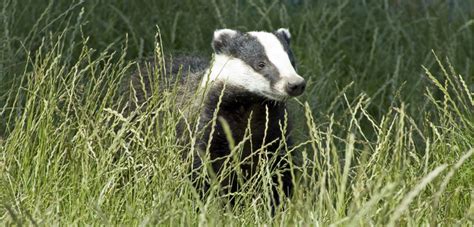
1, 0, 473, 225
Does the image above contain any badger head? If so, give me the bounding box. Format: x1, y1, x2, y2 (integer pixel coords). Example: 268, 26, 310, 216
202, 28, 306, 101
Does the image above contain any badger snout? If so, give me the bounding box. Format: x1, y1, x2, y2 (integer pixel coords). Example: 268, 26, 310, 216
285, 75, 306, 97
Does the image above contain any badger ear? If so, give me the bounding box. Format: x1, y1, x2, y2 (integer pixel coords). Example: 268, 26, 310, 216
212, 29, 238, 54
275, 28, 291, 45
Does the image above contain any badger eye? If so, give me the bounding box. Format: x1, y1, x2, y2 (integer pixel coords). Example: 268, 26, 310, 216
257, 62, 266, 69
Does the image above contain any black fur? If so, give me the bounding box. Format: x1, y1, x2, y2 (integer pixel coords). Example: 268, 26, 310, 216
122, 54, 208, 113
192, 81, 293, 209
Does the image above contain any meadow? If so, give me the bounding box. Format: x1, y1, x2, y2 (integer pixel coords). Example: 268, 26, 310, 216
0, 0, 473, 225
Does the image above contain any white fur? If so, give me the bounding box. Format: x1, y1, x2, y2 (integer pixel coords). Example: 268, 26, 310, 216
201, 55, 288, 100
249, 31, 304, 94
201, 30, 303, 100
213, 29, 237, 40
277, 28, 291, 39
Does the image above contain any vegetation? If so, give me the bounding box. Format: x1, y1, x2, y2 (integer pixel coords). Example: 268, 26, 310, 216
0, 0, 472, 225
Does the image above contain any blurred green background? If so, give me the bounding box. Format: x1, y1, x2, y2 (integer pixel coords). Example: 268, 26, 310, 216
2, 0, 472, 113
2, 0, 473, 143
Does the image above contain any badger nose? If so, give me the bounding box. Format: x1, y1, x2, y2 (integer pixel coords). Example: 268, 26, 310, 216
286, 77, 306, 97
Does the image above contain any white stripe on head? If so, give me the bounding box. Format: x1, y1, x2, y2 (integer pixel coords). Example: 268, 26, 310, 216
249, 31, 304, 94
248, 31, 297, 79
201, 54, 276, 98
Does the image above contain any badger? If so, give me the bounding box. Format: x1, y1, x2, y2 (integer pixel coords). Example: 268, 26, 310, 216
125, 28, 306, 209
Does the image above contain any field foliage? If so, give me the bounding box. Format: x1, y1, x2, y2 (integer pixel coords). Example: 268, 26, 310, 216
0, 0, 473, 225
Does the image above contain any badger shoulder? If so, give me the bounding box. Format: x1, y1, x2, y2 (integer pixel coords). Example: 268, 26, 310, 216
121, 54, 209, 112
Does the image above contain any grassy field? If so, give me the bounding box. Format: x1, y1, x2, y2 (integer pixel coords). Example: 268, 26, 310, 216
0, 0, 473, 225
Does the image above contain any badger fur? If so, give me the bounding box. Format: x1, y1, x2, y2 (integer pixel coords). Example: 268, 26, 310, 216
124, 28, 305, 209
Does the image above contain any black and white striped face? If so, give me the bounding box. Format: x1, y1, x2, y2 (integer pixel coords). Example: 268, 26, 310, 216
202, 28, 306, 101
